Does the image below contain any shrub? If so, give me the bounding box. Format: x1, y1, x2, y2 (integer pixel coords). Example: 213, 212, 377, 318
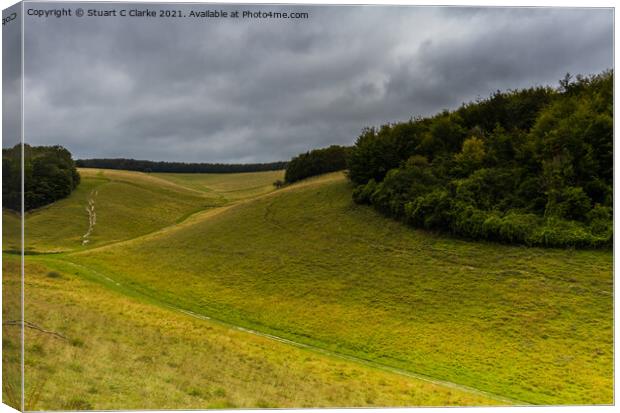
498, 212, 541, 244
587, 205, 613, 237
352, 180, 378, 205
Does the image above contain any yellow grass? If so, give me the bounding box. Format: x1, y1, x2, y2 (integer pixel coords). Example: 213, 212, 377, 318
3, 169, 612, 408
3, 257, 502, 410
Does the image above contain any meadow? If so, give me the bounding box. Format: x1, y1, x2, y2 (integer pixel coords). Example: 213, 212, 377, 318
3, 169, 283, 253
3, 256, 500, 410
3, 168, 613, 408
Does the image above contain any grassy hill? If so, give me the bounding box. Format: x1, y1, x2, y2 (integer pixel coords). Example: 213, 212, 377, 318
4, 169, 612, 408
3, 168, 284, 253
4, 256, 498, 410
155, 170, 284, 201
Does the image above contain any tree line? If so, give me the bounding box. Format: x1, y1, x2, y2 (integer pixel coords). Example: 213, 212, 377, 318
3, 144, 81, 211
284, 145, 350, 184
347, 71, 612, 248
76, 158, 287, 173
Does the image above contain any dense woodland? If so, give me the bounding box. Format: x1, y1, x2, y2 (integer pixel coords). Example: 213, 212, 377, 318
284, 145, 350, 184
77, 158, 287, 173
348, 71, 613, 248
3, 144, 81, 211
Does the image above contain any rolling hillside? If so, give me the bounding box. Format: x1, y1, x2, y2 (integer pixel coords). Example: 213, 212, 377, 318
3, 168, 284, 253
5, 256, 499, 410
5, 169, 613, 408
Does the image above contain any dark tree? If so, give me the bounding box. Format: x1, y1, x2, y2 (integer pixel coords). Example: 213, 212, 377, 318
3, 144, 81, 211
76, 158, 287, 174
347, 70, 613, 248
284, 145, 350, 184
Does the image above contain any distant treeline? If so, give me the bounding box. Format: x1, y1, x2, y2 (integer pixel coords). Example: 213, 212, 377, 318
284, 145, 350, 184
349, 71, 612, 248
3, 144, 80, 211
76, 158, 288, 173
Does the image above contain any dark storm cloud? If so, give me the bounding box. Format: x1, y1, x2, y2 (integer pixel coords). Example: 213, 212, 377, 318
2, 3, 22, 147
18, 3, 613, 163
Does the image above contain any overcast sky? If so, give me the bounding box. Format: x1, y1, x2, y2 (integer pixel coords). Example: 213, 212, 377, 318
5, 3, 614, 163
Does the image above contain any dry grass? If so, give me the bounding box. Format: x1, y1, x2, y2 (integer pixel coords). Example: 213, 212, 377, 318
155, 170, 285, 201
3, 169, 283, 253
2, 253, 21, 411
3, 257, 501, 410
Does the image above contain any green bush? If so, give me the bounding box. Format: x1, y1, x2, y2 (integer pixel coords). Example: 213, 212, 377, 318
352, 179, 377, 204
498, 212, 541, 244
587, 205, 613, 237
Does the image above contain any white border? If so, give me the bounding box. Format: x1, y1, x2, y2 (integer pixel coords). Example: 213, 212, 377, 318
0, 1, 616, 413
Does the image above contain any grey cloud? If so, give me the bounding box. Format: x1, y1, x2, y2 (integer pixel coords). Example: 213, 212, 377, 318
12, 3, 614, 162
2, 3, 23, 147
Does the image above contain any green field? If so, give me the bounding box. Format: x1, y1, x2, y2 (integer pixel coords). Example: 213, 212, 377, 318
3, 168, 284, 253
3, 169, 613, 409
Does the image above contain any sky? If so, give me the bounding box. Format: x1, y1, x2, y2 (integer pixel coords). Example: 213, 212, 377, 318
3, 2, 614, 163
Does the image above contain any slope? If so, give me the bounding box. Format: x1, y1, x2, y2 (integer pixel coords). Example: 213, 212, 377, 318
50, 172, 612, 405
3, 168, 284, 253
6, 255, 502, 409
